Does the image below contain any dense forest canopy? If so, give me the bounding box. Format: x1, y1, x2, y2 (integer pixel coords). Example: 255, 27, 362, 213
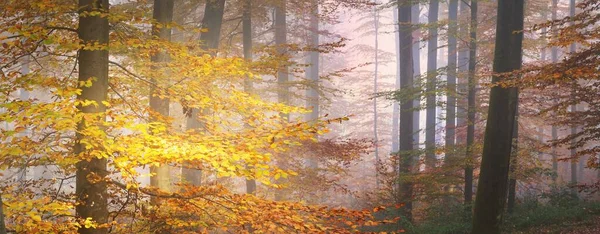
1, 0, 600, 233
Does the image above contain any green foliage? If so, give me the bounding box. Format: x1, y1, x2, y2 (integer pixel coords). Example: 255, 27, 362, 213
403, 186, 600, 234
502, 187, 600, 232
408, 202, 472, 234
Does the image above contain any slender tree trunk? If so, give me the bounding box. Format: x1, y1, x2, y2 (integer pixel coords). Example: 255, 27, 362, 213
393, 5, 420, 153
539, 11, 546, 179
464, 0, 477, 205
150, 0, 174, 193
75, 1, 110, 233
412, 5, 421, 151
18, 55, 31, 183
392, 8, 400, 154
274, 0, 288, 201
425, 0, 439, 170
446, 0, 457, 162
306, 0, 319, 169
242, 0, 256, 195
373, 2, 380, 189
569, 0, 578, 194
398, 0, 414, 222
551, 0, 559, 182
471, 0, 524, 232
0, 194, 6, 234
507, 97, 519, 214
457, 1, 469, 147
183, 0, 226, 186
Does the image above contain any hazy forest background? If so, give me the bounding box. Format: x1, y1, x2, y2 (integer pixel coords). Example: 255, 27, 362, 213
1, 0, 600, 233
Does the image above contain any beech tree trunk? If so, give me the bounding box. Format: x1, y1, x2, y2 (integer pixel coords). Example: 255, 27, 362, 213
392, 8, 400, 154
412, 5, 421, 152
569, 0, 578, 194
551, 0, 559, 182
446, 0, 457, 162
306, 0, 319, 169
397, 0, 415, 222
150, 0, 174, 193
373, 2, 380, 188
464, 0, 477, 205
75, 0, 110, 233
456, 1, 469, 147
471, 0, 524, 232
183, 0, 225, 186
425, 0, 439, 170
392, 5, 420, 154
274, 0, 288, 201
0, 194, 6, 234
507, 98, 519, 214
242, 0, 256, 195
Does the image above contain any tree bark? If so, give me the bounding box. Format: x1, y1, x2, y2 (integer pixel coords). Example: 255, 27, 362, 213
392, 8, 400, 154
425, 0, 439, 170
507, 96, 519, 214
305, 0, 319, 169
0, 194, 6, 234
551, 0, 558, 182
471, 0, 524, 232
398, 0, 415, 222
569, 0, 578, 194
457, 0, 469, 147
150, 0, 174, 193
373, 2, 380, 189
464, 0, 477, 205
273, 0, 288, 201
75, 0, 110, 233
412, 5, 421, 153
242, 0, 256, 195
392, 5, 420, 154
446, 0, 458, 163
183, 0, 226, 186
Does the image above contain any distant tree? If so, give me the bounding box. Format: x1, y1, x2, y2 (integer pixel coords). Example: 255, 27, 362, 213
183, 0, 226, 186
446, 0, 458, 164
425, 0, 439, 170
242, 0, 256, 195
306, 0, 320, 169
149, 0, 174, 193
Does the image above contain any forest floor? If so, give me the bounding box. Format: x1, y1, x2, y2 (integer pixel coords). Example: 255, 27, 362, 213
515, 216, 600, 234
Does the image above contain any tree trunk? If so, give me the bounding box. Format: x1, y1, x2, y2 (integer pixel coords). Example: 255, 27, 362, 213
397, 0, 415, 222
393, 5, 420, 154
305, 0, 319, 169
150, 0, 174, 193
539, 11, 546, 182
569, 0, 578, 194
446, 0, 457, 163
412, 5, 421, 152
464, 0, 477, 205
373, 2, 380, 189
471, 0, 524, 232
457, 1, 469, 147
392, 8, 400, 154
242, 0, 256, 195
425, 0, 439, 170
507, 97, 519, 214
0, 194, 6, 234
274, 0, 288, 201
551, 0, 559, 182
75, 0, 110, 233
182, 0, 225, 186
